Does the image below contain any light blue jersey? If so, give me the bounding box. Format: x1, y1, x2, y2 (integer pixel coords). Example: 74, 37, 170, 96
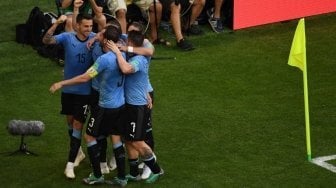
88, 51, 126, 108
120, 34, 128, 45
92, 41, 104, 62
124, 55, 149, 105
91, 41, 104, 91
124, 34, 154, 93
147, 79, 153, 92
143, 39, 154, 93
55, 32, 95, 95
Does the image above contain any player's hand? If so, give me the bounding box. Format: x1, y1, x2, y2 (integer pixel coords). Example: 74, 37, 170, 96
74, 0, 84, 8
95, 6, 103, 14
147, 93, 153, 109
49, 82, 62, 93
147, 101, 152, 109
56, 15, 67, 24
118, 44, 127, 52
107, 40, 120, 53
86, 37, 96, 49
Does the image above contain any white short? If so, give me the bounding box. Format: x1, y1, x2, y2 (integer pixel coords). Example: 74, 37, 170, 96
107, 0, 127, 17
133, 0, 154, 11
107, 0, 155, 16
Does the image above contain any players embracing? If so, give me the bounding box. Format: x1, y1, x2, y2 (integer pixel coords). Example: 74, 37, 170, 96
47, 7, 163, 185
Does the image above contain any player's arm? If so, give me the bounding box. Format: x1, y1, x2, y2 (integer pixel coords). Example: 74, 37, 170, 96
49, 66, 97, 93
72, 0, 83, 31
120, 46, 154, 56
115, 51, 135, 74
88, 0, 103, 16
87, 31, 102, 49
42, 15, 67, 45
118, 39, 154, 56
108, 41, 135, 74
147, 92, 152, 109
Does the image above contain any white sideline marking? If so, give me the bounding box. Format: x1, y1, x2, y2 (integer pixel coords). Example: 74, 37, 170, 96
311, 154, 336, 173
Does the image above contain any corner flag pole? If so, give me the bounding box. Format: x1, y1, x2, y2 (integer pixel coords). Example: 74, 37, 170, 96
303, 47, 312, 161
288, 18, 312, 161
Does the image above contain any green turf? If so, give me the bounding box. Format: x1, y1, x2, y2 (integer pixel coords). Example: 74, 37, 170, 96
1, 1, 336, 187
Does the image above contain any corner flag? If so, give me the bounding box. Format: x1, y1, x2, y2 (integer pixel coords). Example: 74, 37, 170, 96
288, 18, 306, 71
288, 18, 312, 161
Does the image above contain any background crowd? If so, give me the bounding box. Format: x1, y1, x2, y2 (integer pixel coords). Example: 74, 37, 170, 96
57, 0, 232, 51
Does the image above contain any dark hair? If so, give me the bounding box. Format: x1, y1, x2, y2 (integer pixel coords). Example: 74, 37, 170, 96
104, 25, 121, 43
128, 30, 144, 47
127, 21, 144, 33
106, 18, 121, 31
76, 13, 93, 24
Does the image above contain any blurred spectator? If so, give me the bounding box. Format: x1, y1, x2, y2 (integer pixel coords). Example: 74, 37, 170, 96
107, 0, 164, 44
61, 0, 106, 31
207, 0, 224, 33
161, 0, 205, 51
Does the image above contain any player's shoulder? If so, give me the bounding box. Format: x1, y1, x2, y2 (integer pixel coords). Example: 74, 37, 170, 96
64, 31, 76, 36
98, 52, 116, 62
89, 32, 96, 38
143, 39, 154, 48
130, 55, 147, 66
58, 31, 76, 39
136, 54, 148, 62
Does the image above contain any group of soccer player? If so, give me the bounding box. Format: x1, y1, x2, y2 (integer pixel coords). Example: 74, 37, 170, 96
43, 1, 163, 186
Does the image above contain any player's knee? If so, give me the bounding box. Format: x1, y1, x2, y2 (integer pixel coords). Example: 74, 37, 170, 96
113, 141, 123, 149
84, 133, 95, 142
142, 151, 154, 161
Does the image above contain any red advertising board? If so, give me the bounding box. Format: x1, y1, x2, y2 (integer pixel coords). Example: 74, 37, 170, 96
233, 0, 336, 30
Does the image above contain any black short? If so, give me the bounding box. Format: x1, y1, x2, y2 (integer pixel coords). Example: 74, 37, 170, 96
89, 88, 99, 109
86, 105, 125, 138
61, 92, 90, 123
124, 104, 147, 141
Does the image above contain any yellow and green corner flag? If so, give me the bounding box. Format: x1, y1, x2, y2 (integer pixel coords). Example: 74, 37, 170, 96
288, 18, 312, 161
288, 18, 306, 71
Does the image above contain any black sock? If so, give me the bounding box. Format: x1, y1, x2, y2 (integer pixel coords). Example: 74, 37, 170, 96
143, 155, 160, 174
68, 136, 81, 162
97, 137, 107, 163
88, 143, 102, 178
128, 158, 139, 177
114, 145, 126, 179
145, 131, 155, 150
